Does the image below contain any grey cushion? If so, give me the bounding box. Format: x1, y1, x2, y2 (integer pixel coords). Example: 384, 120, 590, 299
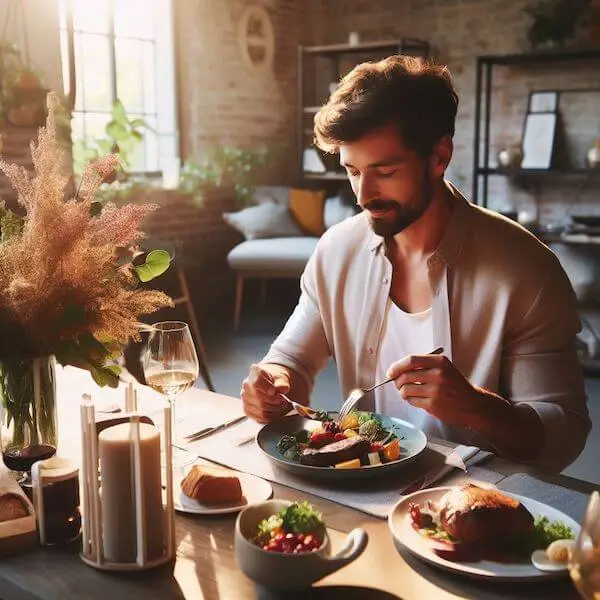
228, 237, 319, 273
223, 202, 304, 240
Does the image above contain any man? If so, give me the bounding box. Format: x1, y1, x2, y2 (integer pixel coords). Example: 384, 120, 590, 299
241, 55, 590, 471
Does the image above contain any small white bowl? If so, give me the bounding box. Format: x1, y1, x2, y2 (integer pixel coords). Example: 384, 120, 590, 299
234, 499, 368, 591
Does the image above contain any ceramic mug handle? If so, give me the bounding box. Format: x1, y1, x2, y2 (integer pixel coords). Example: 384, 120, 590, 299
327, 528, 368, 567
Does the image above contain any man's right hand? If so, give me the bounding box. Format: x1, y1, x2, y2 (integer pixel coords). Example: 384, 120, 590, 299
241, 363, 291, 423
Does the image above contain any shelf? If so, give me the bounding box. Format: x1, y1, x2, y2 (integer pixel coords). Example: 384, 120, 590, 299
477, 167, 598, 176
479, 48, 600, 66
302, 38, 429, 57
303, 171, 348, 181
303, 106, 321, 114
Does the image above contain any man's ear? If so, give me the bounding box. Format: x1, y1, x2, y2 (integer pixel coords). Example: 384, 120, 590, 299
429, 135, 453, 178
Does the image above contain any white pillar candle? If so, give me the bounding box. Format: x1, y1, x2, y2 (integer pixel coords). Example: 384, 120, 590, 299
98, 422, 164, 563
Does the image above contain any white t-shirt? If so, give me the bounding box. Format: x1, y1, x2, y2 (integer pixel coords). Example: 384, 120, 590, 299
374, 299, 451, 439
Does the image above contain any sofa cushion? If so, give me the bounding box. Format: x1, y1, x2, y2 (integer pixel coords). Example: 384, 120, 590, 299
223, 202, 304, 240
324, 195, 357, 229
228, 237, 318, 273
289, 189, 326, 236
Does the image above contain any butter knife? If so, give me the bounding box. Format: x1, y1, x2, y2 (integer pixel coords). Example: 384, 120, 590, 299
185, 415, 247, 441
399, 446, 479, 495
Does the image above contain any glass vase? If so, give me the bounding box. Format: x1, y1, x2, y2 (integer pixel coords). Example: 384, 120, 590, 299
0, 356, 58, 481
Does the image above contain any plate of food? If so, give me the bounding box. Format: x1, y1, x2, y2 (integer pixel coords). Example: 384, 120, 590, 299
388, 483, 580, 581
256, 410, 427, 481
174, 463, 273, 515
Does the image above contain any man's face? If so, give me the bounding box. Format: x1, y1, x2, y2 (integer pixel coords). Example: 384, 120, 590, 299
339, 124, 435, 237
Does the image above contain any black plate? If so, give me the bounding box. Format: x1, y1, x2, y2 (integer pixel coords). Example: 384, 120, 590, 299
256, 413, 427, 482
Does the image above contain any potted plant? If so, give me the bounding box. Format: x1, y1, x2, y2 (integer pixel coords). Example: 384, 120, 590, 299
0, 93, 172, 480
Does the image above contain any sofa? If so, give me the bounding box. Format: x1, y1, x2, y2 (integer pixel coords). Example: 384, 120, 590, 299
224, 186, 356, 331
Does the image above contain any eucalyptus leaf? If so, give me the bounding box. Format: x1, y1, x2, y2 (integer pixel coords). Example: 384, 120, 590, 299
90, 364, 120, 388
134, 249, 171, 282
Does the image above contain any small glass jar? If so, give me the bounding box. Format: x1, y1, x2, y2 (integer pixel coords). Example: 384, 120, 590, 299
30, 457, 81, 545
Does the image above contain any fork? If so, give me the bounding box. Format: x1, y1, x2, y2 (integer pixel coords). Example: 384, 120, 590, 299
337, 346, 444, 422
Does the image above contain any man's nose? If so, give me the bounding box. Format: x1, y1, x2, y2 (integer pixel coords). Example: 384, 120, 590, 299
355, 174, 378, 208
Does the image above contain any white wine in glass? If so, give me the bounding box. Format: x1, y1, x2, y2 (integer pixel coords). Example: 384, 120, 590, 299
143, 321, 199, 467
570, 490, 600, 600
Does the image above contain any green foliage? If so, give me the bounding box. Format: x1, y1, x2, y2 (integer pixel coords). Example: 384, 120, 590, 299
524, 0, 592, 48
179, 144, 274, 208
72, 99, 153, 174
134, 250, 172, 283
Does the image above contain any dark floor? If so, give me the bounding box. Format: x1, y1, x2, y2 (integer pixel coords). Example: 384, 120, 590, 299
200, 283, 600, 486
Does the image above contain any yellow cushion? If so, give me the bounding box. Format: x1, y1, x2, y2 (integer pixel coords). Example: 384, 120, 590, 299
289, 189, 326, 236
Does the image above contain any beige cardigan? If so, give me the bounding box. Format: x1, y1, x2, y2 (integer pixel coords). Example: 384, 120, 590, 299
263, 184, 591, 471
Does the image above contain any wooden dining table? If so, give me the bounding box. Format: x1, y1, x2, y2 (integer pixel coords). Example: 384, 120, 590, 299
0, 366, 595, 600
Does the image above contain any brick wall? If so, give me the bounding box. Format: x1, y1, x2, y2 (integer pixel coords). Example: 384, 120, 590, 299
174, 0, 320, 185
316, 0, 600, 226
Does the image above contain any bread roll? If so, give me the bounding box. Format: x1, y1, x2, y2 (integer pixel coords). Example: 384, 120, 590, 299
0, 493, 29, 523
181, 465, 243, 504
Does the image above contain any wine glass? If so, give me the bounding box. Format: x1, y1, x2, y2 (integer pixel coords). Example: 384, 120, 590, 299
142, 321, 199, 467
569, 490, 600, 599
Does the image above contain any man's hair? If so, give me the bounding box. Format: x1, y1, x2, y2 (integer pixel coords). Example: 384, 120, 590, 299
314, 55, 459, 157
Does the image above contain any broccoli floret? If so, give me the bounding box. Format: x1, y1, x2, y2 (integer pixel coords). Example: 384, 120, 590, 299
280, 501, 325, 536
277, 434, 298, 453
283, 445, 301, 461
359, 419, 384, 440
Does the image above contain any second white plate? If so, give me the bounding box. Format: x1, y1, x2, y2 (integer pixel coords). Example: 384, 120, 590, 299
174, 469, 273, 515
388, 486, 580, 582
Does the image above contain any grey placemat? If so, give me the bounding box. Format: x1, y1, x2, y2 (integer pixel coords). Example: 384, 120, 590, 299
187, 417, 502, 518
498, 473, 592, 523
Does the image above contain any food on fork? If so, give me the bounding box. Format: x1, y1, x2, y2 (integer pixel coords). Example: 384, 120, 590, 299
181, 464, 243, 504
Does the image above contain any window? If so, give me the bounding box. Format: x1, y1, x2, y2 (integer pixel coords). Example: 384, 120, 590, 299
59, 0, 177, 174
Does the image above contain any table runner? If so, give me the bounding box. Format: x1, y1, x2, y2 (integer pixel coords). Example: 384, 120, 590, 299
498, 472, 593, 523
186, 419, 503, 518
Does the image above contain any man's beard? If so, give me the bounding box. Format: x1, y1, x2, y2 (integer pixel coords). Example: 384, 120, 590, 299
364, 171, 434, 238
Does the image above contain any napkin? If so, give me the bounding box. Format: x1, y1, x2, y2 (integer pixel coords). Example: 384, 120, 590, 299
398, 445, 481, 495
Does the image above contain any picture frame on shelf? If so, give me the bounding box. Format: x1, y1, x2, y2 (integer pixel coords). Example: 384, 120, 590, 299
528, 91, 559, 113
521, 112, 557, 169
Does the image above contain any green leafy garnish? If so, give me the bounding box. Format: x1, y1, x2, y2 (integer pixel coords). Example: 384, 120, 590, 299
526, 516, 574, 552
255, 514, 283, 545
280, 501, 325, 536
276, 434, 298, 454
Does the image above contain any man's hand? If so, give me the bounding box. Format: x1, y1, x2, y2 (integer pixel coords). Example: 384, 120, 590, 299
386, 353, 544, 461
386, 353, 484, 426
241, 364, 291, 423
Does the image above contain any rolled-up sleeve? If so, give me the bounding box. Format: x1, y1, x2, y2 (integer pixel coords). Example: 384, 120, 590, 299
262, 246, 331, 394
503, 256, 591, 471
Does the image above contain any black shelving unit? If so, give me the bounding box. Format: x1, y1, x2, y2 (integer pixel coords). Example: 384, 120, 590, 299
297, 38, 430, 187
472, 48, 600, 207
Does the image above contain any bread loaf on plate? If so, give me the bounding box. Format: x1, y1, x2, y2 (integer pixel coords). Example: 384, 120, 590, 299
181, 465, 243, 504
0, 493, 29, 522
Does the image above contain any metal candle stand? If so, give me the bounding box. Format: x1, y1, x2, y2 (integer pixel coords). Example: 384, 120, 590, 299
79, 390, 175, 570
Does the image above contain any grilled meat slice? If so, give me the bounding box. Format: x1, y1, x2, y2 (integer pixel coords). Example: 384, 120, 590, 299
299, 435, 371, 467
439, 484, 534, 545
